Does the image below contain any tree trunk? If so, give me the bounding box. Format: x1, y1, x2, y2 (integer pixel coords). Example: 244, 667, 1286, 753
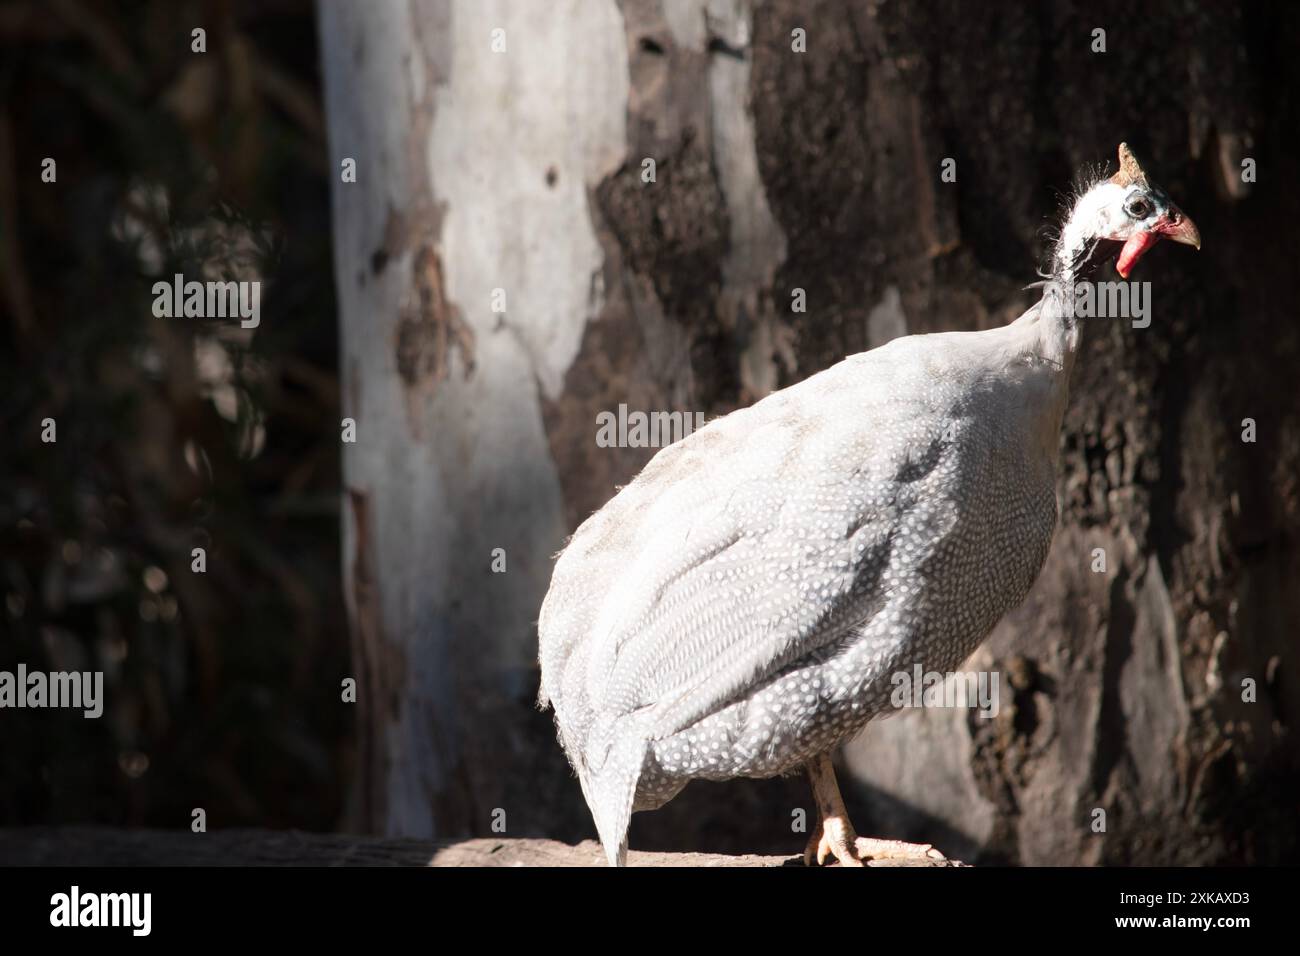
318, 0, 631, 836
320, 0, 1299, 862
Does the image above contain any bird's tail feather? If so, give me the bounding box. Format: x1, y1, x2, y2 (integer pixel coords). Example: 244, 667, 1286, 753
583, 722, 646, 867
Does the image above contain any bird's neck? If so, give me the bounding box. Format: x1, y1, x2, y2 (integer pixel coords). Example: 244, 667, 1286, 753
1034, 274, 1082, 374
1035, 220, 1116, 371
1053, 227, 1117, 286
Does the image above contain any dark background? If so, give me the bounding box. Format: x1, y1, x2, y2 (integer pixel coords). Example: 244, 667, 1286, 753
1, 0, 348, 831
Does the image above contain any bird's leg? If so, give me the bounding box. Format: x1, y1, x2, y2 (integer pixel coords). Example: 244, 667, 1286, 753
803, 753, 863, 867
802, 753, 947, 866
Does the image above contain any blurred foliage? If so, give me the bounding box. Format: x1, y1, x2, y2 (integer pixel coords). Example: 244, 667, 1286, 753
0, 0, 350, 829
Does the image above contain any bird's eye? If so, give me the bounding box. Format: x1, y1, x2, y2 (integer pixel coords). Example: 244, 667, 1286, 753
1125, 196, 1152, 219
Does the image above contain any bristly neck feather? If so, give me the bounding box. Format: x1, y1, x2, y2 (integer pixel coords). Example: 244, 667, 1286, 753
1031, 178, 1121, 369
1050, 176, 1124, 285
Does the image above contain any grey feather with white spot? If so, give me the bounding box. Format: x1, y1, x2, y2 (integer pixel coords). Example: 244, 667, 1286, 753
537, 289, 1081, 865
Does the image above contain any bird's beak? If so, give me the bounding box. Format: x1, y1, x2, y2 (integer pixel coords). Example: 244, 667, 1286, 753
1116, 205, 1200, 278
1156, 206, 1201, 249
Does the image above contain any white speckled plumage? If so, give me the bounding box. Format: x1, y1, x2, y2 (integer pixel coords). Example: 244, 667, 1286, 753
537, 147, 1197, 866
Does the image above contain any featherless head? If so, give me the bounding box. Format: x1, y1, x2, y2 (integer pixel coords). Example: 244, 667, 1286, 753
1054, 143, 1200, 279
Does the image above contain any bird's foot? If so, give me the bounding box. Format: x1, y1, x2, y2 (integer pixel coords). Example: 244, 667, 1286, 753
803, 822, 947, 867
801, 754, 953, 866
803, 815, 863, 867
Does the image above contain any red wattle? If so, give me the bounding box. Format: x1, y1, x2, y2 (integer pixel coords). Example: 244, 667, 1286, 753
1116, 231, 1158, 278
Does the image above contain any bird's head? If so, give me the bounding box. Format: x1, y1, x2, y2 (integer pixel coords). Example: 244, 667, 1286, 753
1056, 143, 1200, 279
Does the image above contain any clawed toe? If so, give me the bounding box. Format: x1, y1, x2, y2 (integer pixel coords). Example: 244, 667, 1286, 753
804, 817, 864, 867
801, 754, 951, 867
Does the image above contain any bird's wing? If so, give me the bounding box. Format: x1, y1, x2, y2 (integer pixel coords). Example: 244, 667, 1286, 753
542, 340, 961, 741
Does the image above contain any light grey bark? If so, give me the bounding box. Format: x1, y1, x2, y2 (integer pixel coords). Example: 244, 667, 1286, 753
318, 0, 629, 836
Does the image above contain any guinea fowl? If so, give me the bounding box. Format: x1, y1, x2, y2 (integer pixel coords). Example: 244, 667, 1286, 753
537, 144, 1199, 867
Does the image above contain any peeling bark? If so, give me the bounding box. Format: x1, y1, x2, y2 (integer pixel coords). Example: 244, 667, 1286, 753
320, 0, 628, 839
